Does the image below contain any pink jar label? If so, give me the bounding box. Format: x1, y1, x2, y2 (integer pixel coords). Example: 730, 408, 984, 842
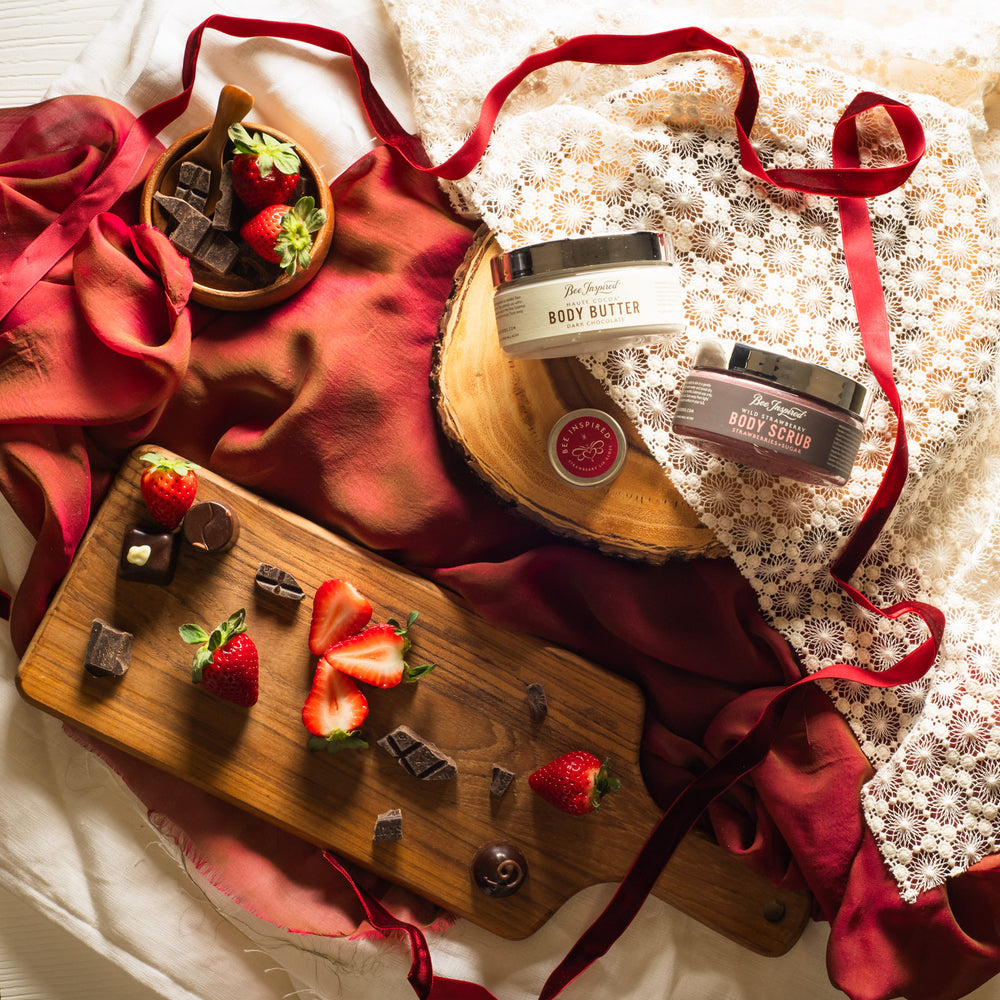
548, 410, 627, 487
672, 373, 863, 485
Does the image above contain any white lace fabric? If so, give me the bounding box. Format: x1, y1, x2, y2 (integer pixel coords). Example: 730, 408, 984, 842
381, 0, 1000, 903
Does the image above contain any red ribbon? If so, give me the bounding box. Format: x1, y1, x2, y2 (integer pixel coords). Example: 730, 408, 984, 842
2, 16, 942, 997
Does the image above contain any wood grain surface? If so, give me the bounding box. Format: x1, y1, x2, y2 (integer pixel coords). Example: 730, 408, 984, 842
432, 226, 724, 563
16, 446, 809, 952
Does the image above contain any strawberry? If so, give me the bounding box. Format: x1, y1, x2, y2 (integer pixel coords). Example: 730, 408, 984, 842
139, 451, 198, 530
302, 657, 370, 753
240, 196, 326, 276
228, 123, 301, 211
179, 608, 259, 707
528, 751, 621, 815
321, 612, 436, 689
308, 579, 372, 656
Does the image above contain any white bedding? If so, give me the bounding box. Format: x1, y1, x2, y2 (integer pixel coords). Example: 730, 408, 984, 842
2, 2, 999, 999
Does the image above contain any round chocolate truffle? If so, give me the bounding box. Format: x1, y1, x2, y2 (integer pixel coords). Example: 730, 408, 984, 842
182, 500, 240, 553
471, 841, 528, 898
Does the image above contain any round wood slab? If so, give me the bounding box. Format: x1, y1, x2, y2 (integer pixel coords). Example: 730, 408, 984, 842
432, 227, 722, 562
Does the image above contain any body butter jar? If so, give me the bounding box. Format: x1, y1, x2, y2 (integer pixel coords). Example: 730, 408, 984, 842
490, 231, 685, 359
671, 339, 871, 487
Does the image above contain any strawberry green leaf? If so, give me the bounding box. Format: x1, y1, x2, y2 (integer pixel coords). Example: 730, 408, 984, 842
191, 647, 213, 683
402, 662, 436, 683
141, 451, 199, 475
307, 732, 370, 754
178, 623, 210, 645
228, 124, 300, 178
271, 196, 328, 276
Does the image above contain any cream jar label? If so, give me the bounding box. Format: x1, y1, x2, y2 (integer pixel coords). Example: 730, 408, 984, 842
673, 374, 864, 485
494, 265, 683, 358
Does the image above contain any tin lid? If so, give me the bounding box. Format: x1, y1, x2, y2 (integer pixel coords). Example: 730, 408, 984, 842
491, 231, 674, 286
693, 338, 871, 419
547, 409, 628, 488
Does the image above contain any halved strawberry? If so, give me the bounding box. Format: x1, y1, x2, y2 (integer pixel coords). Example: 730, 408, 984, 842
308, 579, 372, 656
322, 613, 436, 689
302, 658, 369, 754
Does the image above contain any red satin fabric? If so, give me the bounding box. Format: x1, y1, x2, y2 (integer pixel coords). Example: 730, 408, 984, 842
0, 19, 990, 1000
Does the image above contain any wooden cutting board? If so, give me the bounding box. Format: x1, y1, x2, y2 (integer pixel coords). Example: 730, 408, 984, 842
16, 446, 809, 952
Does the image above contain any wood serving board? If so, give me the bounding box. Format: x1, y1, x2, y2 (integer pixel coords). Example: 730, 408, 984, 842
16, 446, 809, 952
432, 226, 724, 563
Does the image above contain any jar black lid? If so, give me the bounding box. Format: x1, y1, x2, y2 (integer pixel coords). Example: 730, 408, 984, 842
693, 338, 872, 418
491, 231, 673, 286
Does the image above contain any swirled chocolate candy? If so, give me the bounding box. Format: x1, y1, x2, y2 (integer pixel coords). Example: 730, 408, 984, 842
182, 500, 240, 553
471, 842, 528, 898
118, 526, 179, 584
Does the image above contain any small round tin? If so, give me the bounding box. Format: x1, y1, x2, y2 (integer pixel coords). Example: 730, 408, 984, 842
547, 408, 628, 488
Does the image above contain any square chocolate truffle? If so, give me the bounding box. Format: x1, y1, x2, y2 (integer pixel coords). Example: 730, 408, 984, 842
118, 526, 180, 585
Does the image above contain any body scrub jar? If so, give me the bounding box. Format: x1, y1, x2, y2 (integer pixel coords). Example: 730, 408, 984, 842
490, 231, 685, 359
672, 339, 871, 487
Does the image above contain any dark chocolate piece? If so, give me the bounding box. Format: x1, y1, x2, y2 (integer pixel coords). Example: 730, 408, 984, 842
154, 191, 201, 226
154, 192, 212, 253
378, 724, 423, 759
176, 160, 211, 212
378, 724, 457, 781
472, 842, 528, 898
118, 526, 179, 585
526, 682, 548, 721
84, 619, 133, 678
191, 228, 239, 274
182, 500, 240, 553
490, 764, 515, 798
233, 249, 282, 285
154, 192, 237, 273
211, 161, 236, 230
255, 562, 305, 602
373, 808, 403, 842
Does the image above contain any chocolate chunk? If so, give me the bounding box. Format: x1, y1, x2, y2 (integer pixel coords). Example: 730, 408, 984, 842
400, 743, 450, 779
176, 161, 212, 212
154, 192, 237, 272
154, 192, 212, 253
490, 764, 515, 798
378, 724, 457, 781
373, 808, 403, 842
154, 191, 203, 226
211, 161, 236, 230
118, 526, 179, 585
255, 562, 305, 601
84, 619, 133, 678
472, 842, 528, 898
182, 500, 240, 553
526, 682, 548, 721
233, 249, 281, 285
378, 724, 422, 758
191, 228, 239, 274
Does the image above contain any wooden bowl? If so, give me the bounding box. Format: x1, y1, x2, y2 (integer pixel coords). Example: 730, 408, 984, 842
140, 122, 334, 311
